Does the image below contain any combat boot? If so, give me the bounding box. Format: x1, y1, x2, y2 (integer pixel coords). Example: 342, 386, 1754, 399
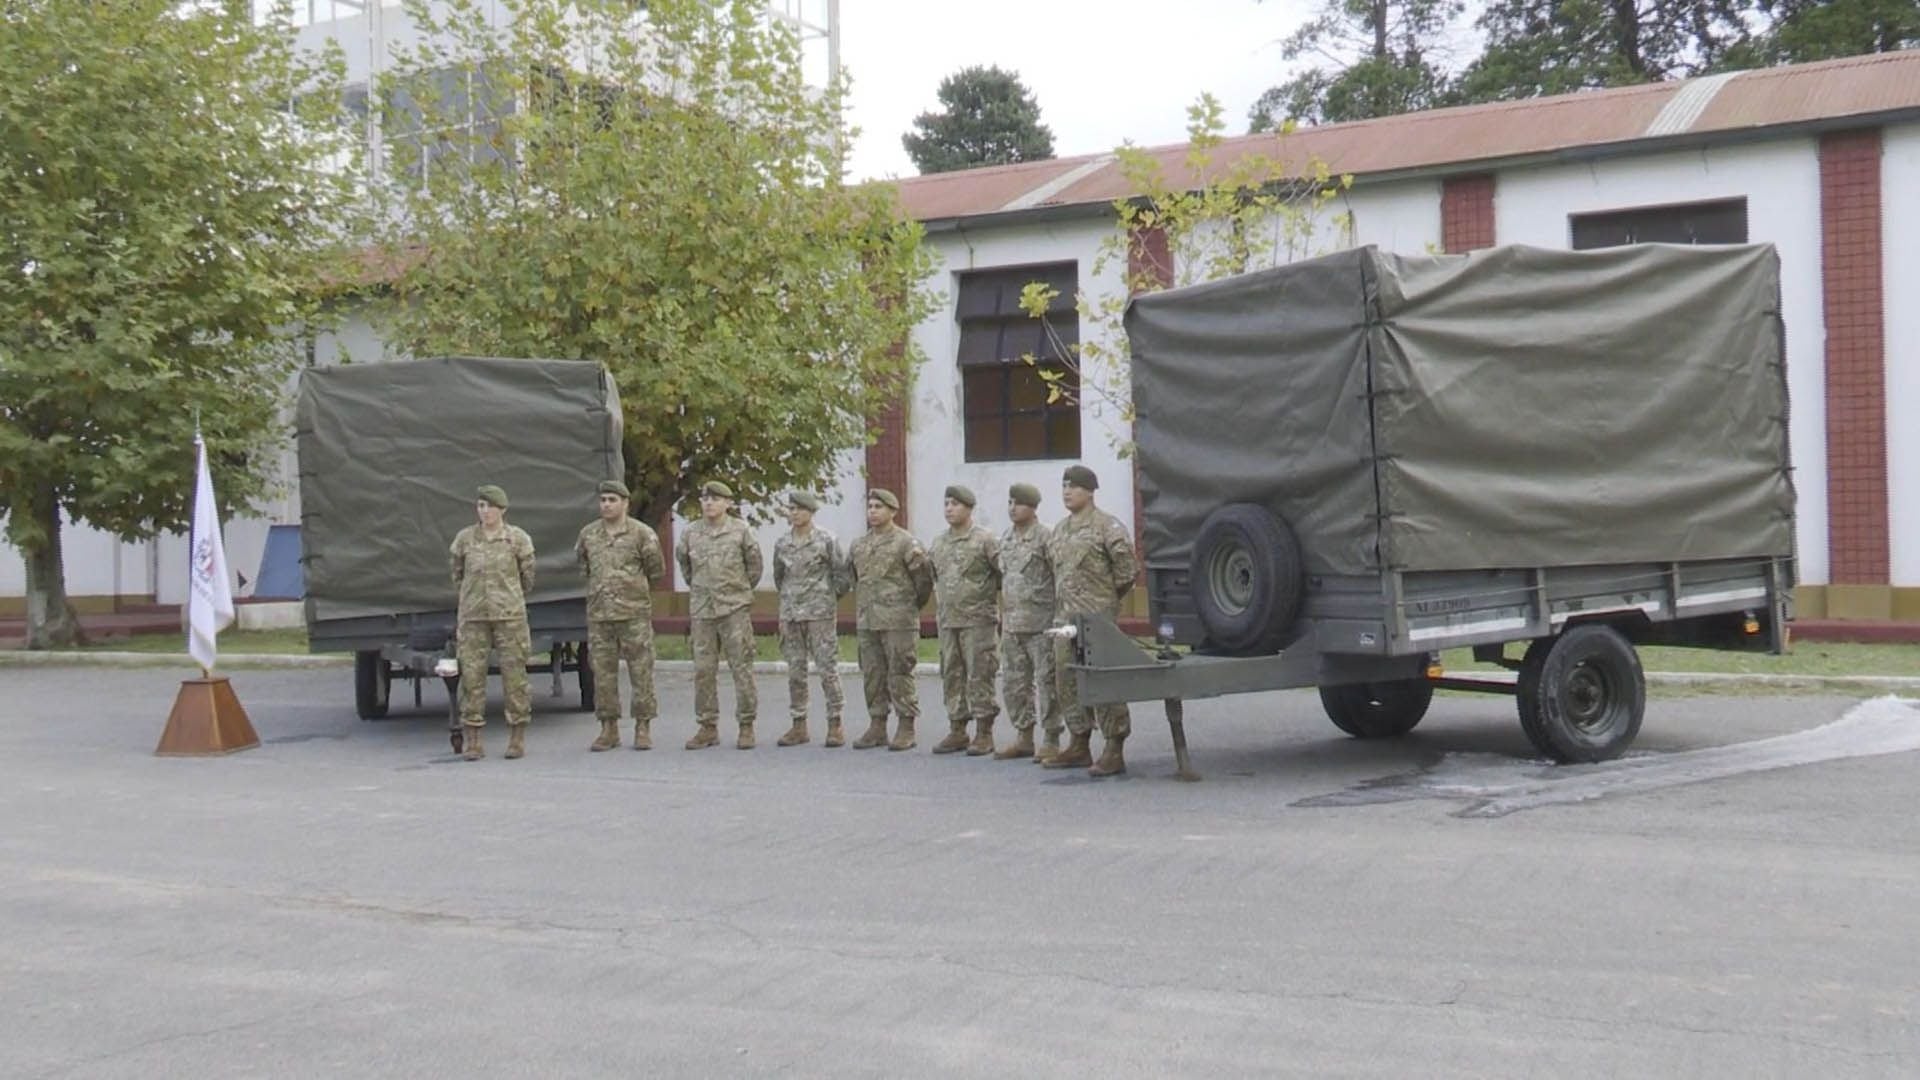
852, 719, 889, 749
823, 718, 845, 748
590, 720, 619, 752
1032, 729, 1062, 765
462, 724, 486, 761
1088, 734, 1127, 777
1042, 730, 1093, 769
966, 720, 996, 756
631, 719, 652, 751
736, 723, 757, 750
504, 723, 527, 759
888, 718, 917, 752
685, 723, 720, 750
994, 727, 1035, 760
932, 720, 970, 754
777, 719, 810, 747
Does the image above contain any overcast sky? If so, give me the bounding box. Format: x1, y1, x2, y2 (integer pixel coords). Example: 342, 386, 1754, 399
833, 0, 1314, 182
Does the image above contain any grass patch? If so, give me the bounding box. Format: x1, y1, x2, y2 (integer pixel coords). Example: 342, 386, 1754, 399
82, 628, 312, 655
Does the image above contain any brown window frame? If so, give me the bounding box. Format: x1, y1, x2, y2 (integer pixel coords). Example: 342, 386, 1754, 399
1569, 197, 1749, 250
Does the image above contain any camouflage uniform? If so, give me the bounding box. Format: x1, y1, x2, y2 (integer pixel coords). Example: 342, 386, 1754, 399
999, 519, 1060, 739
450, 523, 536, 733
1049, 505, 1137, 740
774, 526, 848, 730
930, 524, 1001, 750
847, 523, 932, 748
576, 515, 666, 745
676, 516, 763, 734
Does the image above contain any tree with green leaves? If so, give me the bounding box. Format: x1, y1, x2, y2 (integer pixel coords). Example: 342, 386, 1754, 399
1720, 0, 1920, 67
1020, 96, 1353, 442
0, 0, 360, 648
373, 0, 936, 527
1250, 0, 1464, 130
902, 65, 1056, 174
1451, 0, 1753, 102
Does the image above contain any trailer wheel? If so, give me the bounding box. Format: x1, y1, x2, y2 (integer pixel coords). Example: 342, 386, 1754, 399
577, 642, 596, 713
1190, 504, 1304, 656
1320, 678, 1434, 739
354, 650, 391, 720
1514, 638, 1554, 758
1518, 624, 1644, 763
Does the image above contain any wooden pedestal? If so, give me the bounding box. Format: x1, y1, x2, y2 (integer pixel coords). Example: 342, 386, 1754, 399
156, 676, 260, 756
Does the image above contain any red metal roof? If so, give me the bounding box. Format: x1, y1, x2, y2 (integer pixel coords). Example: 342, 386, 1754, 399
891, 49, 1920, 224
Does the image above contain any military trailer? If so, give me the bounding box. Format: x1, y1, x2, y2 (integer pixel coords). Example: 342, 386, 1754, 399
1070, 243, 1795, 773
295, 357, 625, 733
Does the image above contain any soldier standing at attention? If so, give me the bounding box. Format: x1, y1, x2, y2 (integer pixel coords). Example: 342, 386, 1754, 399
1044, 465, 1138, 777
994, 482, 1061, 763
772, 491, 848, 747
575, 479, 665, 752
846, 489, 932, 752
929, 485, 1002, 757
676, 481, 763, 750
450, 484, 536, 762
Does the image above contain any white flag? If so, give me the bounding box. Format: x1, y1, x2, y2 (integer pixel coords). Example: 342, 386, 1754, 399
187, 432, 235, 672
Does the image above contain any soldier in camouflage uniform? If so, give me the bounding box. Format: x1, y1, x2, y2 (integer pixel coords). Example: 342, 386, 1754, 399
450, 484, 537, 761
773, 491, 849, 747
1043, 465, 1138, 777
575, 479, 666, 752
929, 484, 1002, 757
994, 482, 1062, 763
677, 481, 764, 749
846, 489, 932, 752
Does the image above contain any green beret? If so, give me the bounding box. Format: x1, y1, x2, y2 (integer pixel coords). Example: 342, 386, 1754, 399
943, 484, 976, 508
1008, 483, 1041, 508
867, 488, 900, 511
597, 479, 630, 499
1062, 465, 1099, 491
787, 491, 820, 512
476, 484, 509, 509
700, 480, 734, 499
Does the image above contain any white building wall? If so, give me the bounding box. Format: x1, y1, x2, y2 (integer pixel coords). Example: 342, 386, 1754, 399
906, 217, 1131, 547
1883, 122, 1920, 588
1342, 178, 1445, 253
1493, 140, 1831, 585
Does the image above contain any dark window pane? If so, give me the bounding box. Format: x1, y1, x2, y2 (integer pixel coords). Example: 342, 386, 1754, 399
1047, 410, 1082, 458
1571, 198, 1748, 250
965, 417, 1005, 462
1006, 415, 1047, 459
962, 367, 1006, 418
1008, 365, 1051, 410
956, 322, 1006, 366
955, 280, 1003, 320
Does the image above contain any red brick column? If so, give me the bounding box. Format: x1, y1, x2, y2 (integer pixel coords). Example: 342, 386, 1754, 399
1819, 129, 1891, 585
865, 392, 910, 528
1128, 226, 1174, 586
1440, 174, 1496, 253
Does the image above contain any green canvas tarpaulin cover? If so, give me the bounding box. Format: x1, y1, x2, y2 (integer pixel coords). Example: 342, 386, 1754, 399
296, 357, 625, 622
1123, 243, 1795, 575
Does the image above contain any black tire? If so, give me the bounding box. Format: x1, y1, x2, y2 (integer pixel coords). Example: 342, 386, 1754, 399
1320, 677, 1435, 739
1514, 637, 1554, 758
1519, 624, 1644, 763
576, 642, 596, 713
354, 650, 391, 720
1190, 504, 1305, 656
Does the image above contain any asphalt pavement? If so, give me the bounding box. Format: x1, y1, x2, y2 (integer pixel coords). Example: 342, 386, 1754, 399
4, 665, 1918, 1078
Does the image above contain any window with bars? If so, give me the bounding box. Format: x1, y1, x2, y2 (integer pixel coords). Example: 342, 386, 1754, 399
1570, 197, 1749, 249
956, 263, 1081, 462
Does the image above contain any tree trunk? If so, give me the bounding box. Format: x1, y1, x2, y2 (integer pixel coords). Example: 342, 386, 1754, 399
22, 484, 83, 649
